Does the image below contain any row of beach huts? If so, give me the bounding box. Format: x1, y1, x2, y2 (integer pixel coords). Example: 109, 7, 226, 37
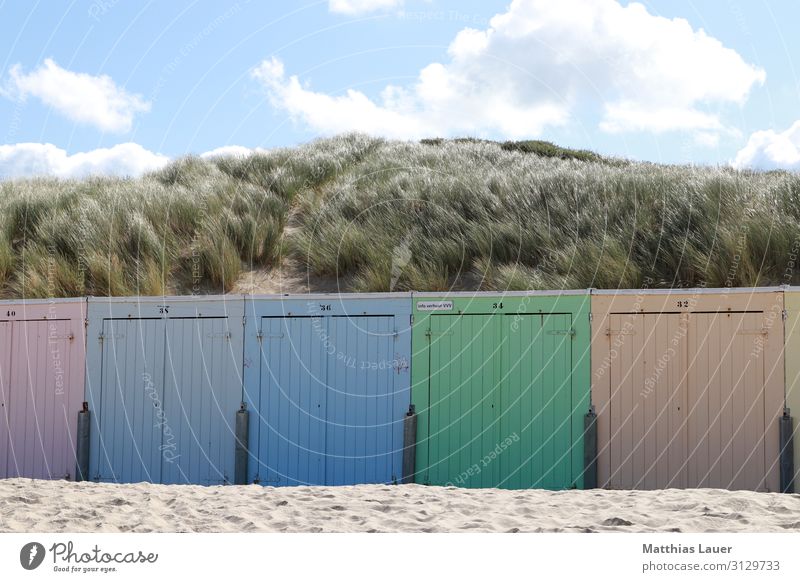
0, 288, 797, 492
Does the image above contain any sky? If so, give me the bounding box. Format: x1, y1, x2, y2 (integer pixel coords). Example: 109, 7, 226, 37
0, 0, 799, 178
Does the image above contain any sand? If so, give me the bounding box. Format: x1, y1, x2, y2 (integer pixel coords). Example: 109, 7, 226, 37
231, 261, 345, 295
1, 479, 799, 533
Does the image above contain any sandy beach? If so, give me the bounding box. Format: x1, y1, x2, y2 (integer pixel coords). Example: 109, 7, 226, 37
1, 479, 798, 533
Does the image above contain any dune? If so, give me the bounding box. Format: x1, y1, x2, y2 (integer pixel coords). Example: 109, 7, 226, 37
1, 479, 799, 533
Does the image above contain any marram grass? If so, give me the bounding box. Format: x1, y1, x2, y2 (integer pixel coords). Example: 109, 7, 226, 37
0, 134, 798, 298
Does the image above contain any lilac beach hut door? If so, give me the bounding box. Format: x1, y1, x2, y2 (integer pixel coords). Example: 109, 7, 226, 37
0, 300, 87, 480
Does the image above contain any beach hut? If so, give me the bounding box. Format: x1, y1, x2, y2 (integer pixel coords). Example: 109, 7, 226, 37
591, 288, 785, 491
0, 299, 86, 480
783, 288, 800, 492
85, 296, 245, 485
411, 292, 591, 489
243, 294, 412, 486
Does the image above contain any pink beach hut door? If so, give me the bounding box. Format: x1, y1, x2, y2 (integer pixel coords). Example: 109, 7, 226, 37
0, 322, 12, 477
1, 317, 84, 480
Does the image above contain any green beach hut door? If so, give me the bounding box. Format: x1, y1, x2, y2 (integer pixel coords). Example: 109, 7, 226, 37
501, 314, 573, 489
427, 314, 502, 488
425, 312, 574, 489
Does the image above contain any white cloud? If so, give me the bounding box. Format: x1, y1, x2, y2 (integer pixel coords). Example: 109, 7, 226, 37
255, 0, 764, 140
0, 143, 169, 179
328, 0, 404, 15
2, 59, 150, 133
599, 103, 724, 134
733, 121, 800, 171
251, 58, 434, 139
200, 145, 264, 159
0, 143, 278, 179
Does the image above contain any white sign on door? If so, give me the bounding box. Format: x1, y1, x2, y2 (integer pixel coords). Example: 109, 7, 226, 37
416, 301, 454, 311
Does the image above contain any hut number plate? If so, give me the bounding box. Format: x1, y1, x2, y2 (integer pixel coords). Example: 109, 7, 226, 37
417, 301, 454, 311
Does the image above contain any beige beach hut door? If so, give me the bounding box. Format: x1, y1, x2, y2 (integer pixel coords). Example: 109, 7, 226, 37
602, 310, 775, 491
686, 312, 767, 491
604, 313, 687, 489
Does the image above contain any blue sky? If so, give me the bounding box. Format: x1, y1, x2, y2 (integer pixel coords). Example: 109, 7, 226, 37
0, 0, 799, 177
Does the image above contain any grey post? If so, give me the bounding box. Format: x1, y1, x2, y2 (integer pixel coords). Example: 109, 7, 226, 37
76, 402, 90, 482
583, 406, 598, 489
401, 404, 417, 484
779, 408, 794, 494
234, 402, 249, 485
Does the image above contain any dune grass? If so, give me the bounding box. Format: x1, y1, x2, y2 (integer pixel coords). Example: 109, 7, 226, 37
0, 134, 798, 298
0, 157, 286, 298
290, 138, 800, 292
